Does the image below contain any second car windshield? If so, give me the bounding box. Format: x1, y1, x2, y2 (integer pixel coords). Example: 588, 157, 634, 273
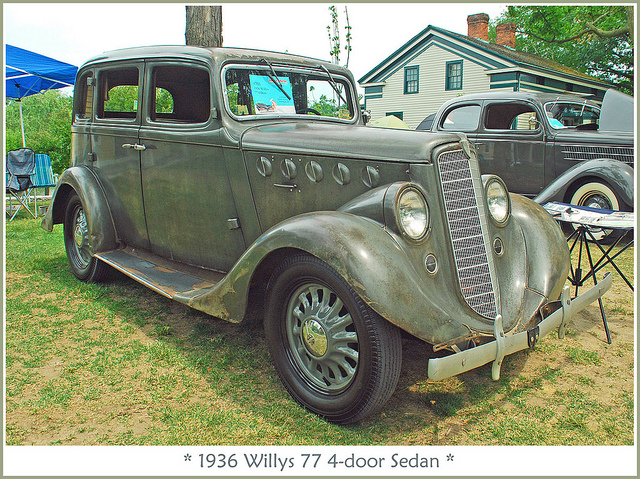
223, 64, 355, 120
544, 101, 600, 129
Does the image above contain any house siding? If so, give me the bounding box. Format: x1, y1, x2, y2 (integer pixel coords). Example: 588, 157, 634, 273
366, 44, 492, 129
360, 25, 611, 129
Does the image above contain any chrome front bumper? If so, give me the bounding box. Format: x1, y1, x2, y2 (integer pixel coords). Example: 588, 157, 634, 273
427, 273, 612, 381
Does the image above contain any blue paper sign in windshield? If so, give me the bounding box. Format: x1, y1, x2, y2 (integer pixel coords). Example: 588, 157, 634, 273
250, 74, 296, 114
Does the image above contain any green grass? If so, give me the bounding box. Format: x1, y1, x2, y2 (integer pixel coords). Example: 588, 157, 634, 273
4, 213, 636, 446
566, 346, 601, 365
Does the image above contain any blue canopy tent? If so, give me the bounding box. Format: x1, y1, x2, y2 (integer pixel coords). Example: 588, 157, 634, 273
5, 44, 78, 147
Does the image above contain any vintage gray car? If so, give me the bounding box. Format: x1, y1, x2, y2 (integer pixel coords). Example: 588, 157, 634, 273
42, 46, 611, 424
428, 91, 635, 215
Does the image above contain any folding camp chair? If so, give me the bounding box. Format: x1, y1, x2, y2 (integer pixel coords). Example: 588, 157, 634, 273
6, 148, 37, 221
32, 154, 58, 216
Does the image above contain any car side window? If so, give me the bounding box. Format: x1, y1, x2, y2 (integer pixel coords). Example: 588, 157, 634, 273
96, 67, 140, 120
73, 71, 94, 122
440, 105, 480, 131
150, 65, 211, 124
485, 103, 540, 131
510, 112, 540, 130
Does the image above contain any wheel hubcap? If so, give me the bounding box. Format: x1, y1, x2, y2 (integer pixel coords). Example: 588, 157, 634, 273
577, 193, 613, 240
584, 195, 609, 210
71, 207, 91, 269
302, 319, 328, 357
286, 283, 359, 392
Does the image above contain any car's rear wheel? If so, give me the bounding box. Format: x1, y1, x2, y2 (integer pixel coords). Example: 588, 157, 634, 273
264, 253, 402, 424
63, 193, 110, 282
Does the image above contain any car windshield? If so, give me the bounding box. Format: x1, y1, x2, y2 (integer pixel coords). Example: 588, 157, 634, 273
544, 101, 600, 129
223, 63, 356, 121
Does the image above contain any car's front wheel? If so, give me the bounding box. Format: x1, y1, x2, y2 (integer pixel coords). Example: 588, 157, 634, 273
264, 253, 402, 424
63, 193, 110, 282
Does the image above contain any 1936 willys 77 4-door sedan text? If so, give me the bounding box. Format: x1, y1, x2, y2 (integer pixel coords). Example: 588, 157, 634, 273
42, 46, 611, 424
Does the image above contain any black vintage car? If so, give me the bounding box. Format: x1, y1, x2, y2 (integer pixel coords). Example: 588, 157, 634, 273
42, 46, 610, 424
427, 91, 635, 216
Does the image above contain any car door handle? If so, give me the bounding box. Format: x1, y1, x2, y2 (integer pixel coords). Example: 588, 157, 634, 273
122, 143, 146, 151
273, 183, 298, 190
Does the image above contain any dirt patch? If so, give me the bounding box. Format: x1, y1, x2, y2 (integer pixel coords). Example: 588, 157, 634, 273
387, 293, 635, 445
5, 240, 635, 446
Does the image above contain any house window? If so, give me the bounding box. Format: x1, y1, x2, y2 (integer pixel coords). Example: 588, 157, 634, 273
404, 66, 419, 94
386, 111, 403, 120
446, 61, 463, 91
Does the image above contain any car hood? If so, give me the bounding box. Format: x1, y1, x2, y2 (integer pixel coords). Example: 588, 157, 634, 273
552, 128, 634, 146
599, 88, 634, 132
239, 121, 462, 163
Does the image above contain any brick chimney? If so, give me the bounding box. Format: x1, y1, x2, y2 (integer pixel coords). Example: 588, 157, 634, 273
467, 13, 489, 42
496, 23, 517, 49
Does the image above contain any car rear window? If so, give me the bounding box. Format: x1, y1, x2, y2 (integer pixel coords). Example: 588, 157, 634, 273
96, 67, 140, 120
440, 105, 480, 131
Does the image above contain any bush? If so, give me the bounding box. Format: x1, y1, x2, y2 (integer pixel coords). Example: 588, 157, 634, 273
5, 90, 73, 175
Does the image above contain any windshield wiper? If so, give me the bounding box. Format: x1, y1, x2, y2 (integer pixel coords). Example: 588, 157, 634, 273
320, 64, 347, 104
261, 58, 291, 100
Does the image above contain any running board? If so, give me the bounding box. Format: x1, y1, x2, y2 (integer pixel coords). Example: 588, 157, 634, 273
95, 247, 225, 300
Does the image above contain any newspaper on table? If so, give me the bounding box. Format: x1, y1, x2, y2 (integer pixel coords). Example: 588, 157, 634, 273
543, 202, 635, 229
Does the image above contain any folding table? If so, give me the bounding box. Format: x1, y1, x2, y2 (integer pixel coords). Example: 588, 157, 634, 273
543, 202, 634, 344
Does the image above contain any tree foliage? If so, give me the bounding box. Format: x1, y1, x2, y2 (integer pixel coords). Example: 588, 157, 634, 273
309, 95, 349, 118
5, 91, 73, 175
498, 5, 634, 93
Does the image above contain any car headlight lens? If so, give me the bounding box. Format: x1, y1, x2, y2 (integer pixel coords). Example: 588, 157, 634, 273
397, 187, 429, 241
485, 177, 510, 225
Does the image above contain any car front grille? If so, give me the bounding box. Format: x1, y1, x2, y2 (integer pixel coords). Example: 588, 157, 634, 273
562, 144, 635, 167
437, 149, 498, 319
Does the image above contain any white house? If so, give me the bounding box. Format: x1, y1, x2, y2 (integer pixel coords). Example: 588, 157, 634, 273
359, 13, 612, 129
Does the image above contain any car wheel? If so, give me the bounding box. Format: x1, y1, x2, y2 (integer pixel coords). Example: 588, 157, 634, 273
569, 181, 621, 243
571, 181, 620, 211
264, 253, 402, 424
63, 193, 110, 282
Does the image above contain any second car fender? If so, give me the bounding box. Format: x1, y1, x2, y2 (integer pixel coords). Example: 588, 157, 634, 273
534, 158, 634, 208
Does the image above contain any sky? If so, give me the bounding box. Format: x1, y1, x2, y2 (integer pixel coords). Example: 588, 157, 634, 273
3, 2, 507, 90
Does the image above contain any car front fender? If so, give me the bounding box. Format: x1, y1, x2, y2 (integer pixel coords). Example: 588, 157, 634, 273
182, 211, 472, 342
534, 158, 634, 209
41, 166, 118, 254
510, 194, 571, 304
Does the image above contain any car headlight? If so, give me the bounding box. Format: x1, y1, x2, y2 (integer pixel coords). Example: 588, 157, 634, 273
397, 186, 429, 241
485, 176, 510, 225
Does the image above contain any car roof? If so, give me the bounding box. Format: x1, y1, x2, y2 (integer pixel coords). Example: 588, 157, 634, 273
80, 45, 342, 73
443, 91, 600, 107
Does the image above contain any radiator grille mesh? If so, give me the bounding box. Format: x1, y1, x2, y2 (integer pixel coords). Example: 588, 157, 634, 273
438, 150, 498, 318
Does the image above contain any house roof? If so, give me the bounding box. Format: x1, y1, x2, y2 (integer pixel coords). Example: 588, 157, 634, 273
358, 24, 611, 88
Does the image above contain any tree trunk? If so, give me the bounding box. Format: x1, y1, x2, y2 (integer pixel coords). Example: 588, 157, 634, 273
185, 5, 223, 47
